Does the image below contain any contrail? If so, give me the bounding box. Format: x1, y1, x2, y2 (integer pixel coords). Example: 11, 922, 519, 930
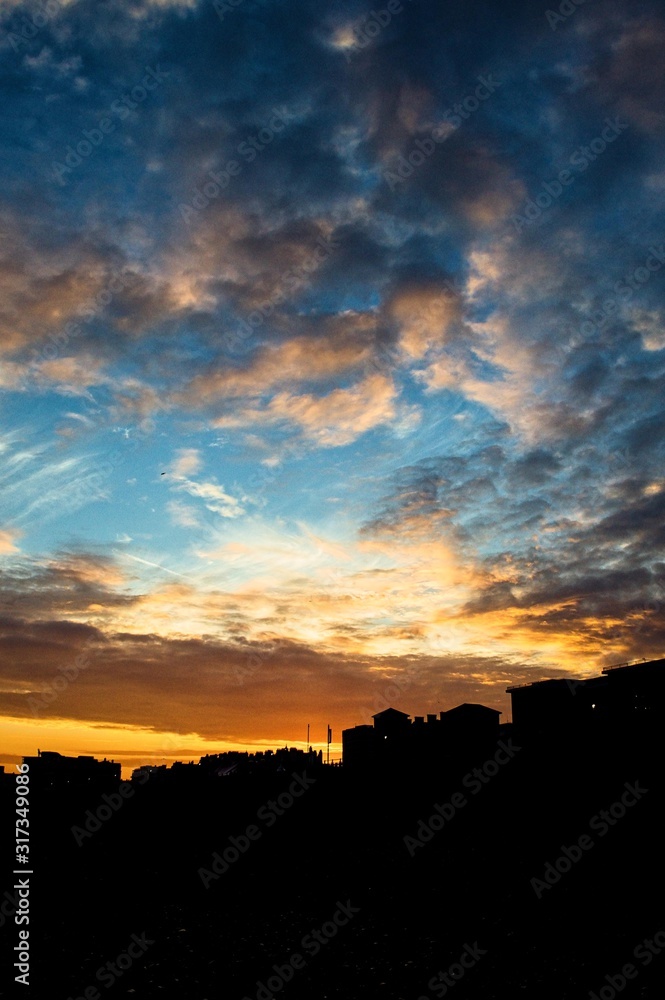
113, 550, 198, 583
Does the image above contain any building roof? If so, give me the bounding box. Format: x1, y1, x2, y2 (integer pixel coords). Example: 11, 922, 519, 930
445, 702, 501, 717
602, 656, 665, 675
372, 707, 411, 721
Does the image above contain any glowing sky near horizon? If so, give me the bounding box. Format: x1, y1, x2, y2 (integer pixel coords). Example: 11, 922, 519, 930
1, 0, 664, 773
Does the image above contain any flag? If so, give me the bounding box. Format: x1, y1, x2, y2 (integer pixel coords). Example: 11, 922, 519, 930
327, 725, 332, 744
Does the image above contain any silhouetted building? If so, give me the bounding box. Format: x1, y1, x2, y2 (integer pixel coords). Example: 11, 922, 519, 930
372, 706, 411, 741
507, 656, 665, 743
198, 745, 322, 777
23, 750, 121, 786
342, 725, 375, 770
131, 764, 167, 783
507, 677, 602, 738
602, 657, 665, 722
342, 702, 502, 770
442, 702, 501, 754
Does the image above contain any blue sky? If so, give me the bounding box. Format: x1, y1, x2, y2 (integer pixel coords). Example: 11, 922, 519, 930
1, 0, 664, 770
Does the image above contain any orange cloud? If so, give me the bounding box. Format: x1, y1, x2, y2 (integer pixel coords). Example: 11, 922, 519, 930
51, 553, 127, 589
213, 373, 404, 446
178, 328, 374, 408
387, 282, 462, 360
0, 527, 21, 555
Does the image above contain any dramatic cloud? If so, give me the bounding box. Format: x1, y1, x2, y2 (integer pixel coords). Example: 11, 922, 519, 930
0, 0, 663, 768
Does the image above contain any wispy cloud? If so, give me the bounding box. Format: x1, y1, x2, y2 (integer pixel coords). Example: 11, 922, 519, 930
164, 449, 244, 518
0, 0, 663, 755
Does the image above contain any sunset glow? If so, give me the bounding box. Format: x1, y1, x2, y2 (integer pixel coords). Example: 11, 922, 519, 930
1, 0, 664, 773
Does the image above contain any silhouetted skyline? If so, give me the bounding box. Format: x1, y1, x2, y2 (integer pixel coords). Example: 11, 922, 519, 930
12, 654, 663, 782
5, 654, 664, 997
2, 1, 663, 996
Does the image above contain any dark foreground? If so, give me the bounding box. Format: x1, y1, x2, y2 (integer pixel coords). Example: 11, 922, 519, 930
2, 733, 664, 999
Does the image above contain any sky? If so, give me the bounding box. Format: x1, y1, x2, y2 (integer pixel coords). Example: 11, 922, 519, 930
1, 0, 664, 775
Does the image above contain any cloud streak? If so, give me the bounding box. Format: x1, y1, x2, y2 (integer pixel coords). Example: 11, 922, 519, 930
0, 0, 664, 762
